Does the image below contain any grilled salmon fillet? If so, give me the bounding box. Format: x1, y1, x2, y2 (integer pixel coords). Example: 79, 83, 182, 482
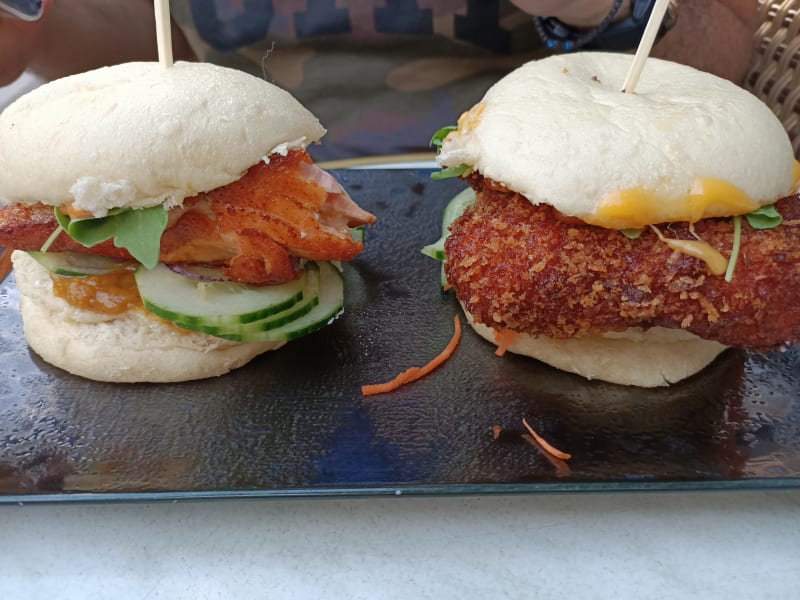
0, 151, 376, 285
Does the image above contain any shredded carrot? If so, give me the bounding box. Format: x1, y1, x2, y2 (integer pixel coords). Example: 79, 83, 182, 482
0, 248, 12, 282
492, 329, 518, 357
521, 434, 571, 478
521, 418, 571, 460
361, 315, 462, 396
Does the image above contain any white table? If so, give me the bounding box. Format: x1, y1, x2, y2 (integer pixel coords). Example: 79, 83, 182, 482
1, 489, 798, 599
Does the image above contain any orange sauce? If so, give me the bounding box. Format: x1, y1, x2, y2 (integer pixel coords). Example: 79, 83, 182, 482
51, 263, 141, 315
50, 263, 194, 335
60, 202, 94, 220
456, 102, 485, 135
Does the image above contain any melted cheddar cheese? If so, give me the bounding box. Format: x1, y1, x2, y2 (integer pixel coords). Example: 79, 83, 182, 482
586, 166, 800, 276
649, 225, 728, 276
457, 103, 485, 135
794, 160, 800, 191
589, 177, 760, 230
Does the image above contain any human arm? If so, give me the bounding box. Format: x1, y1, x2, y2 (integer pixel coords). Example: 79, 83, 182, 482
0, 0, 196, 86
508, 0, 758, 84
649, 0, 758, 84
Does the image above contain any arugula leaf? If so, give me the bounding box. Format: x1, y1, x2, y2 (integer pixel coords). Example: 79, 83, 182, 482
721, 205, 782, 283
620, 228, 642, 240
54, 208, 71, 232
719, 205, 783, 284
724, 215, 742, 283
431, 164, 470, 181
429, 125, 472, 180
39, 225, 64, 252
55, 205, 168, 269
745, 204, 782, 230
429, 125, 457, 150
112, 207, 169, 268
63, 213, 118, 246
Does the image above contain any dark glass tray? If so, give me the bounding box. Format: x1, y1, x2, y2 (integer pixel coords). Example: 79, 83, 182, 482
2, 169, 799, 504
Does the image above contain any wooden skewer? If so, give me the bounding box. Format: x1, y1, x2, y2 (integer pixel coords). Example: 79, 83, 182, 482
154, 0, 174, 68
620, 0, 671, 93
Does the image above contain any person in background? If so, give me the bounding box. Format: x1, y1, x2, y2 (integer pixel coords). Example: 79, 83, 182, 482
0, 0, 757, 160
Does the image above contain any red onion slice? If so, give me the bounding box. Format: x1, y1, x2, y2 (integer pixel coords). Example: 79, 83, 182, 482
167, 263, 229, 282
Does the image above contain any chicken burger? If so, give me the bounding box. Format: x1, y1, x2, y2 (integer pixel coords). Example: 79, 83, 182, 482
429, 52, 800, 387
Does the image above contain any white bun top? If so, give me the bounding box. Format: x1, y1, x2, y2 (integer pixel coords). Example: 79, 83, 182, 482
438, 53, 795, 227
0, 61, 326, 216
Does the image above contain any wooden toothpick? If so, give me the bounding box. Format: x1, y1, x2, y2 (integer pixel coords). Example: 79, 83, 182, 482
620, 0, 671, 93
154, 0, 174, 68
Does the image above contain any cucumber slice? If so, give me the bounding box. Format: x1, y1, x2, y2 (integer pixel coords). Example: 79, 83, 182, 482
350, 226, 365, 243
420, 242, 446, 261
217, 261, 344, 343
26, 250, 126, 276
136, 262, 307, 326
421, 187, 475, 288
420, 186, 475, 260
172, 263, 321, 337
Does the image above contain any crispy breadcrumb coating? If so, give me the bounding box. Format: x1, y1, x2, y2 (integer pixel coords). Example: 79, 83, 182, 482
444, 177, 800, 351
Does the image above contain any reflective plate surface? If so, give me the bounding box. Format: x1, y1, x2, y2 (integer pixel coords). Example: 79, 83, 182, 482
1, 169, 799, 503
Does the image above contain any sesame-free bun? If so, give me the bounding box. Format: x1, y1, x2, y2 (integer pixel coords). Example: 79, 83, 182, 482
12, 251, 281, 383
438, 52, 795, 226
462, 305, 727, 388
0, 61, 325, 217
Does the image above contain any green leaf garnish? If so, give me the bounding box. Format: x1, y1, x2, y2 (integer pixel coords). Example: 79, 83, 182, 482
40, 224, 64, 252
112, 207, 169, 268
745, 204, 782, 230
724, 215, 742, 283
54, 205, 168, 269
621, 228, 642, 240
429, 125, 457, 150
62, 212, 119, 247
431, 164, 470, 181
430, 125, 471, 180
721, 205, 782, 283
54, 207, 71, 232
350, 226, 365, 243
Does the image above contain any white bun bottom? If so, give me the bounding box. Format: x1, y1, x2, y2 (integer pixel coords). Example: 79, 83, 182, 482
12, 251, 281, 383
461, 304, 727, 388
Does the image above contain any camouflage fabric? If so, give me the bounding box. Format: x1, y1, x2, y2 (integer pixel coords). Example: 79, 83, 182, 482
170, 0, 549, 161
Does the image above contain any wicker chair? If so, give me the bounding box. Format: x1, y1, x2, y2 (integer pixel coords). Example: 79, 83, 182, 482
745, 0, 800, 157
